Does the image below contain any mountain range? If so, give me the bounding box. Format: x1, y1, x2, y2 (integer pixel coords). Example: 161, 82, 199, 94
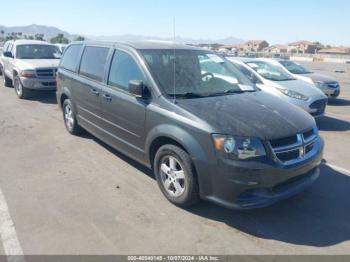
0, 24, 244, 45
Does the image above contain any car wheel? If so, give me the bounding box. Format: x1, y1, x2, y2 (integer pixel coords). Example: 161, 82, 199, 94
14, 76, 30, 99
154, 144, 200, 207
0, 67, 3, 76
4, 74, 13, 87
62, 99, 83, 135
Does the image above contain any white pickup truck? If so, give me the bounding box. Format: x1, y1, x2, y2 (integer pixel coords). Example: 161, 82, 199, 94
0, 40, 61, 99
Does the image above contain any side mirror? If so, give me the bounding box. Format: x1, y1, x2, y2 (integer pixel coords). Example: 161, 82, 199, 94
3, 52, 13, 58
128, 80, 145, 98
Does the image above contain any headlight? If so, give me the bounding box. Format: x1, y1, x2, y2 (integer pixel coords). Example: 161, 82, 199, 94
20, 70, 36, 78
212, 134, 266, 160
276, 88, 309, 101
315, 81, 328, 89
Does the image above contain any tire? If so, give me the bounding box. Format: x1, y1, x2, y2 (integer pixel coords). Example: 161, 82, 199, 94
14, 76, 31, 99
154, 144, 200, 207
4, 74, 13, 87
0, 66, 3, 76
62, 99, 83, 135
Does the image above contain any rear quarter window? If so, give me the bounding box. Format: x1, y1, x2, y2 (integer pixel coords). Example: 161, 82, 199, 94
79, 46, 109, 82
60, 44, 82, 72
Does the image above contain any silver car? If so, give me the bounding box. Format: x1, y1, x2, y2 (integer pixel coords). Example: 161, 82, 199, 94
228, 57, 328, 117
0, 40, 61, 99
277, 59, 341, 98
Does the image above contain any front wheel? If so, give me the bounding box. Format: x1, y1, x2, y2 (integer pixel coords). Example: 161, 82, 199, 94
14, 77, 31, 99
154, 144, 200, 207
4, 74, 13, 87
62, 99, 83, 135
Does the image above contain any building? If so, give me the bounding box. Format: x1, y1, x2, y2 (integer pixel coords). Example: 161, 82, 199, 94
288, 41, 317, 54
243, 40, 269, 52
222, 43, 245, 52
223, 41, 269, 52
264, 44, 288, 54
318, 47, 350, 55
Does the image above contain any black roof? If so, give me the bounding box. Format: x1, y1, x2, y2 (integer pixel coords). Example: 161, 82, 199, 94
71, 40, 204, 51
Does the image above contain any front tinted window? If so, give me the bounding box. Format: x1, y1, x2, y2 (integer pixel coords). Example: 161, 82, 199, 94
16, 45, 61, 59
246, 61, 296, 81
279, 60, 313, 74
60, 44, 82, 72
80, 46, 109, 82
140, 50, 255, 98
108, 50, 145, 91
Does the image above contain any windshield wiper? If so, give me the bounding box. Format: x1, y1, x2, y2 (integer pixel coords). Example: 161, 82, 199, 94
171, 92, 206, 98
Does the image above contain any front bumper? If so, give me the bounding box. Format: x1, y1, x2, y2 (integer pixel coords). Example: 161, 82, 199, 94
20, 77, 57, 91
281, 96, 327, 118
323, 87, 340, 98
196, 137, 324, 210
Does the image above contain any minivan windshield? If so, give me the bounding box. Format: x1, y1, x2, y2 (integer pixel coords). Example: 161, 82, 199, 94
246, 61, 296, 81
140, 49, 257, 98
16, 45, 62, 59
279, 60, 313, 74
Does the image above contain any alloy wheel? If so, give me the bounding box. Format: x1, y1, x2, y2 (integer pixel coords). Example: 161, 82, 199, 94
159, 156, 186, 197
64, 104, 74, 130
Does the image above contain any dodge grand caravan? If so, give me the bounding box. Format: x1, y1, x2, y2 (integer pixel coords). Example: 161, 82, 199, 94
57, 41, 324, 209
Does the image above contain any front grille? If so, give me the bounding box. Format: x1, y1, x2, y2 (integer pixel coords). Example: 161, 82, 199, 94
270, 135, 297, 148
326, 82, 339, 88
42, 82, 56, 87
36, 68, 57, 78
310, 99, 327, 116
269, 128, 318, 164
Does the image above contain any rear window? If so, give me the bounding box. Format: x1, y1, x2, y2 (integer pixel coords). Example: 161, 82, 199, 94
79, 46, 109, 82
60, 44, 82, 72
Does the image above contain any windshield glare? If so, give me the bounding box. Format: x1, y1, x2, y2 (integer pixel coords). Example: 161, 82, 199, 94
279, 60, 313, 74
140, 50, 256, 97
246, 61, 296, 81
16, 45, 62, 59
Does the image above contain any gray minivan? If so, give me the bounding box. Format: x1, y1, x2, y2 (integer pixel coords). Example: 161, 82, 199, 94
57, 41, 324, 209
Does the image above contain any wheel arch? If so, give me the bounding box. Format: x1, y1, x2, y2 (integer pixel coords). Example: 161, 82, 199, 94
146, 124, 207, 169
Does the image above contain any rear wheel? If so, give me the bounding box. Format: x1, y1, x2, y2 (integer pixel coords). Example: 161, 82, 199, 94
4, 74, 12, 87
154, 144, 200, 207
14, 77, 31, 99
62, 99, 83, 135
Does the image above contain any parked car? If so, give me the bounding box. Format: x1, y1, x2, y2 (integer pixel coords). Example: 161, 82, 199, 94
0, 40, 61, 99
57, 41, 324, 209
228, 57, 328, 118
276, 59, 341, 98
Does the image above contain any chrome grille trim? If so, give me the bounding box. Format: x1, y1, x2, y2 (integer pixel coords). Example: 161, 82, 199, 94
36, 68, 58, 78
269, 128, 319, 165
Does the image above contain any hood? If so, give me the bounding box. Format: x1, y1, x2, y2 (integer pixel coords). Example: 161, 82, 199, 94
300, 72, 338, 83
14, 59, 60, 70
268, 79, 326, 99
175, 91, 315, 140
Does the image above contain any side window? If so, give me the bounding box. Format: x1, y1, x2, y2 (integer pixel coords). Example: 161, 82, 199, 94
79, 46, 109, 82
108, 50, 145, 91
60, 44, 82, 72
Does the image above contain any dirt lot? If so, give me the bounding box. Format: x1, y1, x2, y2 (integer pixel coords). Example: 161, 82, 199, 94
0, 62, 349, 255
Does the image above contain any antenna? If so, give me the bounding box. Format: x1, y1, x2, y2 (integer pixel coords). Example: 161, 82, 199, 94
173, 16, 176, 104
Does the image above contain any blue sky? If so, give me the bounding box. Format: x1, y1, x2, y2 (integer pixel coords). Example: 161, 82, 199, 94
1, 0, 350, 45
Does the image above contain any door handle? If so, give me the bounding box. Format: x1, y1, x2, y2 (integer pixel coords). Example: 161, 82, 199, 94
90, 89, 100, 96
103, 94, 112, 102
